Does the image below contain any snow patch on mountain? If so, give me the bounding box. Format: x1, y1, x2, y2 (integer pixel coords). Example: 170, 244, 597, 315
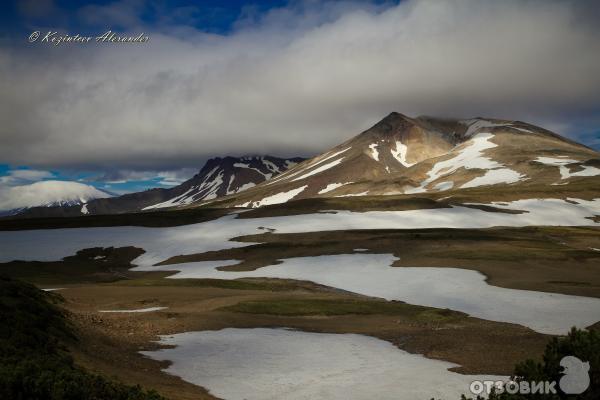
234, 163, 272, 179
318, 183, 347, 194
240, 185, 308, 208
336, 191, 369, 197
534, 156, 600, 180
433, 181, 453, 191
510, 126, 534, 134
461, 168, 524, 189
391, 140, 414, 167
368, 143, 380, 161
271, 148, 350, 185
292, 158, 344, 182
407, 133, 523, 193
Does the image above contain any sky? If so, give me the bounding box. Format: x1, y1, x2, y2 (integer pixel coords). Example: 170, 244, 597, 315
1, 0, 600, 201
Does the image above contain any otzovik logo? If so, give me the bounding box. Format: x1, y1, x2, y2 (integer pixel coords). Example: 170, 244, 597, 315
469, 355, 591, 396
559, 356, 590, 395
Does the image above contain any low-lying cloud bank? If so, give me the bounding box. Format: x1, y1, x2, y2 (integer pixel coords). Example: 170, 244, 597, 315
0, 180, 111, 211
1, 0, 599, 171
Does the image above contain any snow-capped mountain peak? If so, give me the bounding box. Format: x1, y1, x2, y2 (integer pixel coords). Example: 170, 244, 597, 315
0, 180, 111, 215
142, 156, 304, 210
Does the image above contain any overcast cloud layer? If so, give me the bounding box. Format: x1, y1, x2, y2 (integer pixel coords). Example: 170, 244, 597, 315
1, 0, 600, 171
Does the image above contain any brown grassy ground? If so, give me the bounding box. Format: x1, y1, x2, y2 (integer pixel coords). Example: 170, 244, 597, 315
59, 281, 548, 400
159, 226, 600, 297
0, 248, 555, 399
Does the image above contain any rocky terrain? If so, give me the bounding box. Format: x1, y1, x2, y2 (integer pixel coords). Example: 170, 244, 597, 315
209, 113, 599, 208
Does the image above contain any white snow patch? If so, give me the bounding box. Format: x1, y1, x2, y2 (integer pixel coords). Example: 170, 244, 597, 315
390, 140, 414, 167
285, 160, 299, 169
409, 132, 521, 192
535, 157, 578, 166
461, 169, 524, 189
42, 288, 65, 292
368, 143, 379, 161
336, 191, 369, 197
570, 166, 600, 177
318, 183, 346, 194
225, 175, 236, 195
534, 157, 599, 180
144, 170, 228, 210
141, 328, 503, 400
261, 159, 280, 173
248, 186, 308, 207
139, 254, 600, 335
234, 163, 272, 179
433, 181, 453, 191
291, 158, 343, 182
271, 148, 350, 185
236, 182, 256, 192
311, 147, 351, 166
81, 204, 89, 214
99, 307, 167, 313
510, 126, 534, 133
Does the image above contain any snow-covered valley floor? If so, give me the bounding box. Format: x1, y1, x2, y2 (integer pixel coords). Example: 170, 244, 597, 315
2, 198, 600, 334
133, 254, 600, 335
2, 198, 599, 266
141, 328, 505, 400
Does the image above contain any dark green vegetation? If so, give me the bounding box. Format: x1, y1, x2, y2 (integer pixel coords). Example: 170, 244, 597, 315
0, 247, 145, 285
113, 276, 329, 292
0, 276, 165, 400
0, 207, 229, 230
222, 297, 465, 322
462, 328, 599, 400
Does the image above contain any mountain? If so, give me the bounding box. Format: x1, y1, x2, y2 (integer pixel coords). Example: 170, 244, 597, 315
0, 180, 111, 216
141, 156, 304, 210
207, 112, 599, 208
7, 113, 599, 217
8, 156, 303, 218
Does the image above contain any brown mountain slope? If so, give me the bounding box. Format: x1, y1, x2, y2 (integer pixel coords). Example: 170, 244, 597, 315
205, 112, 599, 208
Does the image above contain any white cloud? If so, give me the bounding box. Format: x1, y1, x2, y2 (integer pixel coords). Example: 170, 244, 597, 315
0, 180, 111, 211
1, 0, 599, 171
92, 168, 197, 184
0, 169, 54, 185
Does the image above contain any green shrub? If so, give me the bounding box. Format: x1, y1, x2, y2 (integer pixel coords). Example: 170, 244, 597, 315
461, 328, 598, 400
0, 276, 166, 400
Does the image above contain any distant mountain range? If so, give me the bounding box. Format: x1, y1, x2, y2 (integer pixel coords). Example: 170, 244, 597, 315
9, 156, 303, 218
6, 112, 600, 218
